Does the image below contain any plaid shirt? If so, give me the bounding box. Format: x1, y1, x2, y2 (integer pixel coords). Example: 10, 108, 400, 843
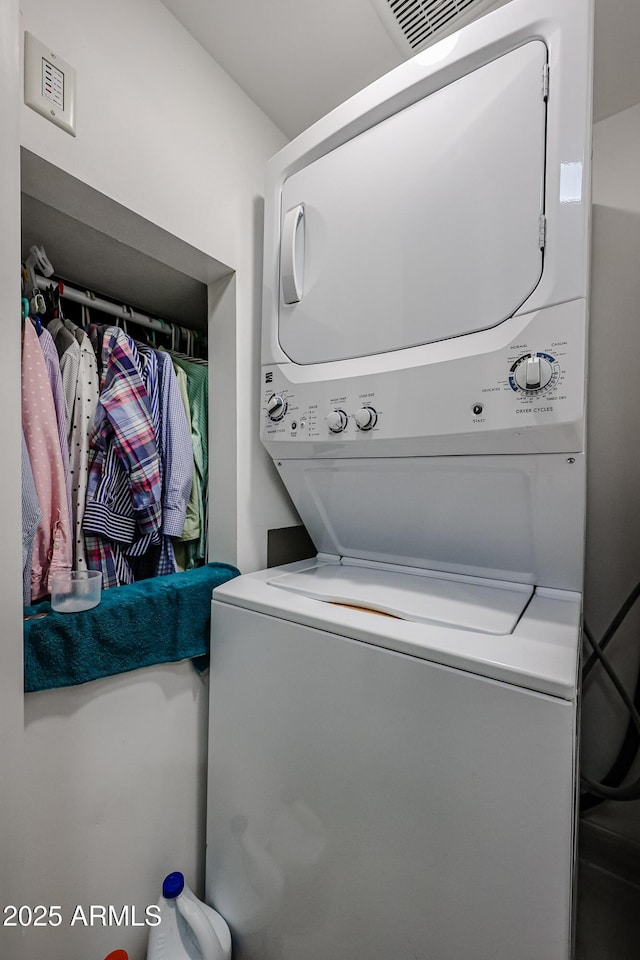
125, 345, 161, 558
130, 348, 194, 579
83, 328, 162, 587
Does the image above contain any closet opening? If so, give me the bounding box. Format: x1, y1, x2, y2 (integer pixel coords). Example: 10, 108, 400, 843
20, 148, 238, 687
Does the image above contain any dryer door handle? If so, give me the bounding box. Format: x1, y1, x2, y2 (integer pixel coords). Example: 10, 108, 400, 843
281, 204, 305, 304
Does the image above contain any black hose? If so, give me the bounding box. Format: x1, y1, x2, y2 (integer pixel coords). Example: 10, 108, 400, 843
581, 620, 640, 811
583, 581, 640, 680
580, 623, 640, 802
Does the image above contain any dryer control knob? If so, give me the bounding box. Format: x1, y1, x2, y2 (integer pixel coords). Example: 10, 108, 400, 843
514, 354, 553, 392
354, 406, 378, 431
327, 409, 348, 433
267, 394, 288, 421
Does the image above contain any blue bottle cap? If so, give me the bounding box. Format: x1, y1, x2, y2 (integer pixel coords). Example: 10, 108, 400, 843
162, 871, 185, 899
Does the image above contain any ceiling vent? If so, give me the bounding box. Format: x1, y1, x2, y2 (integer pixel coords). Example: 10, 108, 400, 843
372, 0, 503, 54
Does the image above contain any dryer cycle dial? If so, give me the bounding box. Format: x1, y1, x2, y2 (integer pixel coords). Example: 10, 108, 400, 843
327, 409, 348, 433
511, 353, 554, 393
267, 394, 288, 421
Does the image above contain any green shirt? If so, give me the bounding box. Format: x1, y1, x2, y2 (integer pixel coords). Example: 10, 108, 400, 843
171, 355, 208, 568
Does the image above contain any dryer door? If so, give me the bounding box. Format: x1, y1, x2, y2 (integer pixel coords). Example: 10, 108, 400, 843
279, 40, 547, 365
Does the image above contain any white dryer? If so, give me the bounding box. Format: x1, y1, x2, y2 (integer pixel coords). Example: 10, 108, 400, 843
206, 0, 593, 957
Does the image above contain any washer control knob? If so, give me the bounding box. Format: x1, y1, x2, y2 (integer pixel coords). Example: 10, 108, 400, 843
267, 394, 288, 421
354, 406, 378, 431
514, 354, 553, 392
327, 409, 348, 433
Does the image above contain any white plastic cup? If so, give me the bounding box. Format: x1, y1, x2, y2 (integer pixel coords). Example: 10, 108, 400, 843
50, 570, 103, 613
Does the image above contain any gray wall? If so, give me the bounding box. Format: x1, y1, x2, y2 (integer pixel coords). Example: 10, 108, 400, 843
583, 102, 640, 781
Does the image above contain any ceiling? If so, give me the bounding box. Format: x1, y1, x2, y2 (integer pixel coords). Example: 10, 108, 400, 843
160, 0, 640, 139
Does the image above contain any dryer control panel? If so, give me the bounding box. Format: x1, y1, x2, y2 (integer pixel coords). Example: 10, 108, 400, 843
261, 300, 586, 458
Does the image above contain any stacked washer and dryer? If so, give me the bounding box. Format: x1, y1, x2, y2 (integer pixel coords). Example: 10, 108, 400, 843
206, 0, 593, 957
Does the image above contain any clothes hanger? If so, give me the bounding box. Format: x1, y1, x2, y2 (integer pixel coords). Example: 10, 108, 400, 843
157, 318, 167, 345
24, 290, 44, 335
120, 303, 132, 337
24, 245, 54, 306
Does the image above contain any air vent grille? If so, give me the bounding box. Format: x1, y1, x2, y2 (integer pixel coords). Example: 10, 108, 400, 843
392, 0, 477, 48
373, 0, 501, 54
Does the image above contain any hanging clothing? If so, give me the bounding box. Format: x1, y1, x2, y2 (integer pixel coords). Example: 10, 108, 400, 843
37, 324, 73, 523
21, 432, 42, 607
22, 320, 73, 600
21, 270, 208, 591
170, 354, 208, 570
48, 316, 99, 571
153, 349, 194, 576
83, 327, 162, 588
173, 362, 200, 548
47, 316, 81, 429
125, 342, 161, 551
123, 346, 194, 580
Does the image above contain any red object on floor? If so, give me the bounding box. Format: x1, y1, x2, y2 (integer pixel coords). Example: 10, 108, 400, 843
103, 951, 128, 960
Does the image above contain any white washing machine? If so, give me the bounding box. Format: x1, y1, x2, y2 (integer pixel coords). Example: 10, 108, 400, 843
206, 0, 593, 957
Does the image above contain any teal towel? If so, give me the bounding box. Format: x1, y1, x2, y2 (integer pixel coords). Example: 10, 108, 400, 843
24, 562, 240, 693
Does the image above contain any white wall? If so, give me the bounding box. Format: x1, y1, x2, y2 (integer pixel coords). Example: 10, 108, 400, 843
19, 0, 298, 574
0, 0, 26, 940
5, 2, 297, 958
582, 101, 640, 779
17, 664, 210, 960
592, 102, 640, 213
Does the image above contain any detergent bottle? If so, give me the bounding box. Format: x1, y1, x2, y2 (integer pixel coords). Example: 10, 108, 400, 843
146, 871, 232, 960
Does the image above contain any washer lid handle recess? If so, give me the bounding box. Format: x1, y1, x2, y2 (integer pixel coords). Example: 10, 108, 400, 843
281, 203, 305, 304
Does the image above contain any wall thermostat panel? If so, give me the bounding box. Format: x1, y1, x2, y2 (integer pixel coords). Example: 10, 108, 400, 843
24, 31, 76, 137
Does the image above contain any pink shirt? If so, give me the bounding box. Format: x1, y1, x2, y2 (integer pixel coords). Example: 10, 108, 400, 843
22, 321, 73, 601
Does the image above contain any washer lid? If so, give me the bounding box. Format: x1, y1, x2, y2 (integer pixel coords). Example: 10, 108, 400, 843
268, 562, 533, 635
212, 560, 581, 699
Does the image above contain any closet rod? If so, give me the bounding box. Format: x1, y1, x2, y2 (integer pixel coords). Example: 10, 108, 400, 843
33, 273, 182, 335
